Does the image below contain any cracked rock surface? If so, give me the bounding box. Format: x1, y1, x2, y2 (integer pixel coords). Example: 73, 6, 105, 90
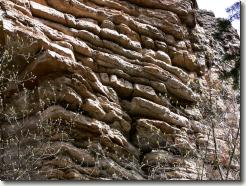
0, 0, 240, 180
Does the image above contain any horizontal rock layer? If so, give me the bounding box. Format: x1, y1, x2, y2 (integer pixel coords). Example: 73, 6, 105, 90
0, 0, 240, 181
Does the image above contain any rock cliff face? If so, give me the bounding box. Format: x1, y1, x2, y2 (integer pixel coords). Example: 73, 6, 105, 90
0, 0, 240, 180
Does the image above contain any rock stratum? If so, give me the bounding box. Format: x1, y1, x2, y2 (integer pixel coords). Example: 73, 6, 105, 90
0, 0, 240, 180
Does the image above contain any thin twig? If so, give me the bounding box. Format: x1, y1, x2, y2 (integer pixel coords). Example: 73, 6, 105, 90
211, 122, 224, 180
200, 129, 211, 180
225, 124, 240, 179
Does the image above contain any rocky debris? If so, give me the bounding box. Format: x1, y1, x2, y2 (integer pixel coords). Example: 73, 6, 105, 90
0, 0, 240, 181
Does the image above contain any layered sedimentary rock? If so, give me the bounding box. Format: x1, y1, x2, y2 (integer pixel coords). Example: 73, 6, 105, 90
0, 0, 240, 180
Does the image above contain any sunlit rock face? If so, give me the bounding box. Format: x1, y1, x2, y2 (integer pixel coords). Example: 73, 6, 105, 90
0, 0, 240, 180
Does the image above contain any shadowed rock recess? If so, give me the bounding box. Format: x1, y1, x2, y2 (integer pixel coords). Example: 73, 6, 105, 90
0, 0, 240, 180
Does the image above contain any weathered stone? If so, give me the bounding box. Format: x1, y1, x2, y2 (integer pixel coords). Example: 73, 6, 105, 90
141, 35, 155, 49
137, 119, 181, 134
100, 28, 142, 52
133, 84, 158, 102
30, 1, 67, 25
155, 51, 172, 65
109, 75, 133, 98
129, 97, 190, 128
0, 0, 240, 181
116, 23, 141, 42
83, 98, 106, 120
132, 120, 167, 152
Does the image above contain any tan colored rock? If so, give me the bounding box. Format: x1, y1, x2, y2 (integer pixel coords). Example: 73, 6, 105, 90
141, 35, 155, 49
184, 107, 202, 120
137, 119, 181, 134
30, 1, 67, 25
46, 0, 107, 22
0, 0, 240, 181
174, 136, 196, 154
77, 19, 101, 34
143, 65, 198, 102
83, 98, 106, 120
149, 81, 167, 94
191, 121, 209, 133
125, 0, 194, 19
133, 84, 158, 102
116, 23, 140, 42
142, 54, 189, 83
155, 41, 168, 52
132, 120, 167, 151
6, 0, 32, 17
142, 150, 198, 179
172, 50, 201, 73
110, 75, 133, 98
101, 20, 115, 29
129, 97, 190, 128
100, 28, 142, 51
155, 51, 172, 65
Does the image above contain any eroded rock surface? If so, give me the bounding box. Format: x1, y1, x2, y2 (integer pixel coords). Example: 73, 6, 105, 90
0, 0, 240, 180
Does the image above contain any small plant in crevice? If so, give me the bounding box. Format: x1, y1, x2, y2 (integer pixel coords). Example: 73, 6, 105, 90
210, 14, 240, 91
212, 19, 231, 40
217, 19, 231, 32
219, 53, 240, 90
